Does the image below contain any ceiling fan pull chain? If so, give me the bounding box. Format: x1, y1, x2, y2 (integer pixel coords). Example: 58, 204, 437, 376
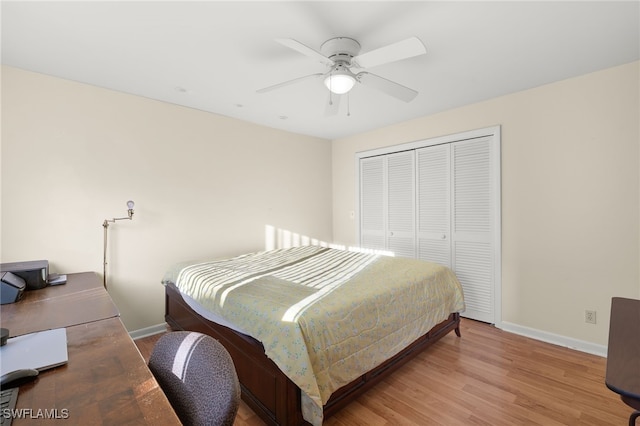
347, 92, 351, 117
329, 81, 334, 106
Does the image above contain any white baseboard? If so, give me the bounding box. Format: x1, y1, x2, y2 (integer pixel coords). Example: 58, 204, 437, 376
499, 321, 607, 358
129, 323, 169, 341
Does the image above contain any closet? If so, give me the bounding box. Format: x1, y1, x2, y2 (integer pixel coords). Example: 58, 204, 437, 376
357, 127, 500, 324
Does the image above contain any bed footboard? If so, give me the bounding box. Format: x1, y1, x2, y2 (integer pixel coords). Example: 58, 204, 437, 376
165, 282, 460, 426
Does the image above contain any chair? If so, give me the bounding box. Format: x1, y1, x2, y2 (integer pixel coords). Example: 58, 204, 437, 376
148, 331, 240, 426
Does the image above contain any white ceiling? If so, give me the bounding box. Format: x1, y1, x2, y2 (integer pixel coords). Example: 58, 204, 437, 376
2, 1, 639, 140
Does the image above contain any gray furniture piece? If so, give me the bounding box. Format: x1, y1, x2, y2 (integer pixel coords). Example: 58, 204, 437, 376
149, 331, 240, 426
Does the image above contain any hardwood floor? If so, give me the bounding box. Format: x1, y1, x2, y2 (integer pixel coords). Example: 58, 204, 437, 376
135, 319, 630, 425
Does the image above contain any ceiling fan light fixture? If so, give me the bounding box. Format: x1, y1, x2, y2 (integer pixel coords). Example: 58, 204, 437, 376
324, 73, 355, 95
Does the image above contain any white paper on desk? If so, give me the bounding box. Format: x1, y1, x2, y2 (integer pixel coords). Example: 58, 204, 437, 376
0, 328, 68, 375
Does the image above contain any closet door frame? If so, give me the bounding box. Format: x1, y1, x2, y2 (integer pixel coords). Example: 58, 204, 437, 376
355, 126, 501, 327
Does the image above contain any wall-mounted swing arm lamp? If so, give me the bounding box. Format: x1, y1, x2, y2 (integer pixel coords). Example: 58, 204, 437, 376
102, 200, 135, 289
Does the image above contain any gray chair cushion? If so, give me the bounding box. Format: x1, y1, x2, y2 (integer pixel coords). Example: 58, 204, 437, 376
148, 331, 240, 426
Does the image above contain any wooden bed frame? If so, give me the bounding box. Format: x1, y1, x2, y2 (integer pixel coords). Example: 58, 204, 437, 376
165, 282, 461, 426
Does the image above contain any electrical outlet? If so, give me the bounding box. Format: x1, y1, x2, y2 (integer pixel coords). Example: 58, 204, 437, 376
585, 310, 597, 324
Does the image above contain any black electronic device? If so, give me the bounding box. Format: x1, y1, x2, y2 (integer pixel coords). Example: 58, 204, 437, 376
0, 260, 48, 290
0, 368, 39, 389
0, 272, 26, 305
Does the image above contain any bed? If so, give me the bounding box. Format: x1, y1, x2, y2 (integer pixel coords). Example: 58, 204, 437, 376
162, 246, 465, 426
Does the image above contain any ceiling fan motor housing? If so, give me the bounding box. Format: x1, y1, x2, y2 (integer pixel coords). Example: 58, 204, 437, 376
320, 37, 361, 64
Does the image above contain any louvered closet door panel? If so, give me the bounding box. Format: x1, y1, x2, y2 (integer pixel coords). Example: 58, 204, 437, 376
360, 157, 386, 250
386, 151, 416, 258
452, 137, 494, 323
416, 145, 451, 267
455, 241, 493, 322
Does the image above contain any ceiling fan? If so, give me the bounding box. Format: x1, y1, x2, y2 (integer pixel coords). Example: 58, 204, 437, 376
257, 36, 427, 114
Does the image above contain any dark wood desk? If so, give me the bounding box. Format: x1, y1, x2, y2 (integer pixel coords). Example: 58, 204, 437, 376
0, 272, 180, 425
1, 272, 119, 337
606, 297, 640, 426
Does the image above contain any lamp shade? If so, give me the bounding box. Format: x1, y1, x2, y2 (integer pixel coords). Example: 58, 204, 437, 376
324, 73, 355, 95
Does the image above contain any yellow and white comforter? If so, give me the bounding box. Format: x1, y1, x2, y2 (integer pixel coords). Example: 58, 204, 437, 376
163, 246, 465, 425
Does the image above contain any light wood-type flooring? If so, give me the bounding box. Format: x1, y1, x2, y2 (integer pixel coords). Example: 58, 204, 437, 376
134, 318, 631, 425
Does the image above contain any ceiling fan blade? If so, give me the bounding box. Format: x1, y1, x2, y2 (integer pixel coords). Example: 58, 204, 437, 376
257, 73, 324, 93
324, 93, 342, 116
357, 72, 418, 102
276, 38, 334, 67
352, 36, 426, 69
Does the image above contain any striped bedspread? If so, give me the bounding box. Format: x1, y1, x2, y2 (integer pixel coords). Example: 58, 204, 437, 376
163, 246, 465, 425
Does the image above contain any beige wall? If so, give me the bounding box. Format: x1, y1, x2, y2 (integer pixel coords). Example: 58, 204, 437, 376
332, 61, 640, 347
1, 66, 333, 332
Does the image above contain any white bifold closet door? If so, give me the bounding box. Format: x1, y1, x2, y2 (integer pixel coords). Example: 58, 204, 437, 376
359, 133, 498, 324
450, 137, 495, 323
416, 144, 451, 267
360, 151, 416, 258
386, 151, 416, 258
360, 156, 386, 250
416, 139, 495, 322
